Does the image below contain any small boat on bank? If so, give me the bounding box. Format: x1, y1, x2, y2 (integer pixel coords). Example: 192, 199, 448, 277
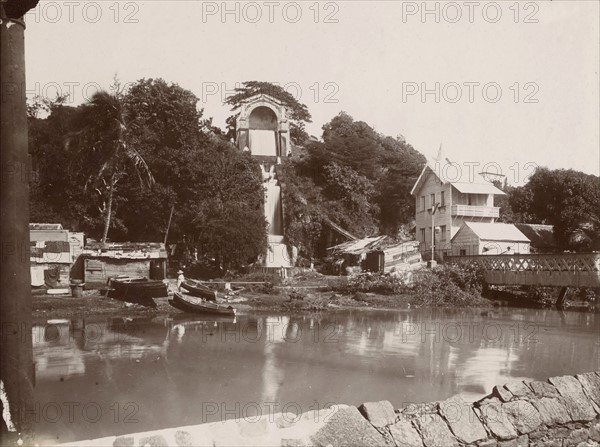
180, 279, 218, 301
107, 276, 168, 306
169, 291, 236, 316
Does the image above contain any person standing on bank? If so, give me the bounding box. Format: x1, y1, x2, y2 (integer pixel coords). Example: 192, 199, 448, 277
176, 270, 185, 291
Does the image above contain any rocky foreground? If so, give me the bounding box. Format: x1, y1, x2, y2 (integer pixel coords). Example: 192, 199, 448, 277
49, 371, 600, 446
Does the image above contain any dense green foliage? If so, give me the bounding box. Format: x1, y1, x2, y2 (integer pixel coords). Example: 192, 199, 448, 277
330, 265, 487, 307
281, 112, 426, 258
29, 79, 267, 270
410, 265, 488, 307
498, 167, 600, 251
29, 75, 597, 277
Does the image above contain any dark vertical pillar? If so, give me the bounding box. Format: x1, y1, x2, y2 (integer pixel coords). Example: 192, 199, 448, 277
1, 9, 35, 441
556, 286, 569, 310
237, 129, 248, 152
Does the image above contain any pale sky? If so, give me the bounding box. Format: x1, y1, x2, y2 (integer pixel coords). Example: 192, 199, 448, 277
25, 1, 599, 184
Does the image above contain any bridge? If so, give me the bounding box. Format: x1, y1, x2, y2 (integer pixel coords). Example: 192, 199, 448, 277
446, 253, 600, 308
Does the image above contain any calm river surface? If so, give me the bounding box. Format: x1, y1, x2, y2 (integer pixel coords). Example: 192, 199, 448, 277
33, 308, 600, 444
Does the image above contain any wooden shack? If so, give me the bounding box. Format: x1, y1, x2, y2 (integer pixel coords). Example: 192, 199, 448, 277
328, 236, 422, 275
366, 241, 423, 274
83, 242, 168, 289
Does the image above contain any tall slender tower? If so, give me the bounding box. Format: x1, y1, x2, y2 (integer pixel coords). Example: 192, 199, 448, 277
236, 94, 295, 268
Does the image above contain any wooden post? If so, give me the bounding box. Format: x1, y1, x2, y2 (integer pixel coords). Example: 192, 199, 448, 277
556, 286, 569, 310
164, 204, 175, 245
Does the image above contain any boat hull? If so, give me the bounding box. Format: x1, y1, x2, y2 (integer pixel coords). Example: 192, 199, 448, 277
180, 280, 218, 301
170, 292, 236, 316
108, 277, 168, 306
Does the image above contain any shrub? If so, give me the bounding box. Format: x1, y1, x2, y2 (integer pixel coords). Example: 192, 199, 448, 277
233, 271, 282, 294
282, 294, 329, 311
331, 272, 408, 295
410, 265, 488, 307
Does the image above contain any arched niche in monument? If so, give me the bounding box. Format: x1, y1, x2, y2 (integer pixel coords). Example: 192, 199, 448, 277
249, 106, 278, 130
236, 94, 290, 159
248, 106, 278, 156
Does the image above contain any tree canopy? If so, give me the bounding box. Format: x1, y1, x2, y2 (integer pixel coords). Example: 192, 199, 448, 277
29, 78, 267, 270
280, 112, 426, 259
499, 167, 600, 251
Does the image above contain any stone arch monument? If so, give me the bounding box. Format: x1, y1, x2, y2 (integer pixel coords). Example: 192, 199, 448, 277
236, 94, 295, 268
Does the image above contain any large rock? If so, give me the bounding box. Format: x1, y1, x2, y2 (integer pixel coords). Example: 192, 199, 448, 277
565, 428, 589, 446
310, 406, 392, 446
478, 398, 518, 440
415, 413, 458, 447
493, 386, 514, 403
502, 400, 542, 434
527, 381, 559, 398
113, 437, 134, 447
530, 397, 570, 426
589, 421, 600, 442
438, 395, 487, 444
388, 420, 424, 447
577, 372, 600, 408
358, 401, 397, 428
504, 381, 532, 399
498, 435, 529, 447
549, 375, 596, 421
137, 435, 169, 447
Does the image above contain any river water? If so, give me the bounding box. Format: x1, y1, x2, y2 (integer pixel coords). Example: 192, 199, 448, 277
32, 308, 600, 444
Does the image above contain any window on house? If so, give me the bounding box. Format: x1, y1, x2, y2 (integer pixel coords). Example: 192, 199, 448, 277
430, 193, 435, 208
419, 228, 425, 242
459, 249, 466, 256
440, 191, 445, 207
467, 194, 472, 206
440, 225, 446, 241
421, 196, 425, 211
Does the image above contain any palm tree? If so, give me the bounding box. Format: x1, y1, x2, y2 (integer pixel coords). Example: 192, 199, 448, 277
67, 87, 154, 242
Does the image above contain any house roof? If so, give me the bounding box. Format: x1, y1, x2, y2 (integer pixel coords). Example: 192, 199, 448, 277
514, 224, 556, 249
323, 219, 357, 241
30, 223, 64, 230
453, 222, 530, 242
410, 163, 505, 196
452, 182, 506, 195
328, 235, 388, 255
84, 242, 168, 259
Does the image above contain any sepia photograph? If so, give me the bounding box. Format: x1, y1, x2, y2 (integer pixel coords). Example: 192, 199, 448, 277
1, 0, 599, 445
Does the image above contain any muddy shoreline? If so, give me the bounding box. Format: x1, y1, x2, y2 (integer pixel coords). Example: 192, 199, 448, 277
31, 288, 420, 321
31, 276, 595, 321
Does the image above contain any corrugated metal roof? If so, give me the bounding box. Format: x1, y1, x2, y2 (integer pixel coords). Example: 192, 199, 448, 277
324, 219, 357, 241
452, 182, 506, 195
84, 242, 168, 259
328, 235, 388, 255
30, 223, 64, 230
462, 222, 530, 242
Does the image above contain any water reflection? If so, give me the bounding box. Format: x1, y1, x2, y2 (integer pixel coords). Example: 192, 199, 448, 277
32, 309, 600, 444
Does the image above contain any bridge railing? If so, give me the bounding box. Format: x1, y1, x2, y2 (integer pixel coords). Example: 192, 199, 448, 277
445, 253, 600, 287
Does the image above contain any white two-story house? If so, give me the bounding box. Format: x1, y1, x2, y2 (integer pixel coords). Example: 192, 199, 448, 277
410, 162, 507, 259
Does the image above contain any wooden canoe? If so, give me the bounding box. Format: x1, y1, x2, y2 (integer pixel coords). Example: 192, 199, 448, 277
107, 276, 168, 306
180, 279, 218, 301
169, 292, 236, 316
